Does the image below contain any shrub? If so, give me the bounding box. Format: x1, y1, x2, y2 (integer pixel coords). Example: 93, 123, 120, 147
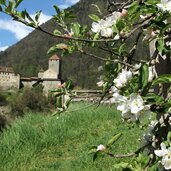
0, 115, 8, 132
10, 87, 48, 116
0, 92, 8, 106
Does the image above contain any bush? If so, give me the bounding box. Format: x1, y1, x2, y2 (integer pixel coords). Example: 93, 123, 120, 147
10, 87, 48, 116
0, 92, 8, 106
0, 115, 8, 132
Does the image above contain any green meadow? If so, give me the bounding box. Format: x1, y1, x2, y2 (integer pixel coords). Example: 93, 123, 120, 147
0, 102, 144, 171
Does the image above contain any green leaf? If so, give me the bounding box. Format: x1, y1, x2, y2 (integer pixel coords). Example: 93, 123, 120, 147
0, 5, 2, 11
0, 0, 6, 5
25, 10, 34, 22
47, 44, 68, 55
14, 0, 23, 8
71, 23, 80, 36
5, 0, 13, 13
20, 10, 26, 19
153, 74, 171, 85
88, 14, 100, 22
56, 43, 68, 50
167, 132, 171, 143
88, 148, 97, 154
119, 43, 125, 55
53, 5, 60, 14
35, 10, 42, 21
144, 93, 164, 104
112, 162, 131, 169
156, 38, 164, 54
139, 64, 149, 90
47, 45, 58, 55
107, 133, 122, 147
53, 29, 61, 36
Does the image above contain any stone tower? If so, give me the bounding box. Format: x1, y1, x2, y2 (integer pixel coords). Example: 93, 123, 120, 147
48, 54, 60, 79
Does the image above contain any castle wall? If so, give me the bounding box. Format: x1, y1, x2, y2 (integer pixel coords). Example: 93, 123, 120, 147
0, 72, 20, 90
42, 80, 61, 95
49, 60, 60, 78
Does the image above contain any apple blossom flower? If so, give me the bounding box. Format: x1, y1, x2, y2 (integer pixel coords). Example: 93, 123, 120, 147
106, 12, 121, 25
154, 143, 171, 170
148, 66, 157, 82
113, 69, 132, 89
96, 80, 104, 87
97, 144, 106, 151
91, 11, 121, 38
115, 93, 151, 122
112, 92, 127, 104
128, 93, 144, 114
166, 41, 171, 48
91, 21, 103, 33
134, 63, 142, 70
157, 0, 171, 12
120, 9, 128, 17
109, 86, 119, 94
101, 27, 113, 37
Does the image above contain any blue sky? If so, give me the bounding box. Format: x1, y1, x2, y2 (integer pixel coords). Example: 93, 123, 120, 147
0, 0, 80, 51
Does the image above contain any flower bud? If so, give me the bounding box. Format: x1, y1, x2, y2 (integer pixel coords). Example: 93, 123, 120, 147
120, 9, 128, 17
97, 144, 106, 151
119, 31, 125, 37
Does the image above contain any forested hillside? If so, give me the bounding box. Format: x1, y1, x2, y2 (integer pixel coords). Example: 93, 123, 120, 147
0, 0, 149, 89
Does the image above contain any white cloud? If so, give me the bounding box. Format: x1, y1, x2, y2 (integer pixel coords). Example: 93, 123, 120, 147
0, 45, 9, 51
0, 12, 51, 41
0, 19, 33, 40
59, 0, 80, 9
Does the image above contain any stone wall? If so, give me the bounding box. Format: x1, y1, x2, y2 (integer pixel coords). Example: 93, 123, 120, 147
0, 72, 20, 90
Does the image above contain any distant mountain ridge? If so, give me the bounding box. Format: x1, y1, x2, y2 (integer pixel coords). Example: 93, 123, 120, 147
0, 0, 107, 89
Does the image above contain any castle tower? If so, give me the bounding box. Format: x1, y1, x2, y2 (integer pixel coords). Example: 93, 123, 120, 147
48, 54, 60, 79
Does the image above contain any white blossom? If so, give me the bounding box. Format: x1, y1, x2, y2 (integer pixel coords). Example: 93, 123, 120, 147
91, 11, 121, 38
91, 21, 102, 33
134, 63, 142, 70
101, 27, 113, 37
96, 80, 104, 87
157, 0, 171, 12
148, 66, 157, 82
128, 93, 144, 114
106, 12, 121, 25
113, 69, 132, 89
155, 143, 171, 170
166, 41, 171, 48
97, 144, 106, 151
116, 93, 150, 122
109, 86, 120, 94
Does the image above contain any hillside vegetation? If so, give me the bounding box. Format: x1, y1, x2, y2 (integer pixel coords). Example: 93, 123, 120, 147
0, 0, 149, 89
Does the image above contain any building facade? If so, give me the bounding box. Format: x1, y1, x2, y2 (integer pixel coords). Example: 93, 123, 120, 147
0, 66, 20, 90
0, 54, 61, 94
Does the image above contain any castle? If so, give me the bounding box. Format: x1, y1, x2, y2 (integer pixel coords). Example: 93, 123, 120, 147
0, 54, 61, 94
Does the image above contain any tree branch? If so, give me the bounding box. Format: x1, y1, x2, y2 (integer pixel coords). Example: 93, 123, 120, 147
106, 151, 135, 158
78, 49, 133, 67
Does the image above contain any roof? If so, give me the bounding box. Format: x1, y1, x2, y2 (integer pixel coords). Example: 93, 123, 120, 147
0, 66, 14, 73
49, 54, 60, 60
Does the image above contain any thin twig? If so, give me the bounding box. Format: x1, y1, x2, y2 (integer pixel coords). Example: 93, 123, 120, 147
64, 102, 97, 113
106, 152, 135, 158
78, 49, 133, 67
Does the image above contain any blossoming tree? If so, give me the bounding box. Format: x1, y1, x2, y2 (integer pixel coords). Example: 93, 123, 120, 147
0, 0, 171, 169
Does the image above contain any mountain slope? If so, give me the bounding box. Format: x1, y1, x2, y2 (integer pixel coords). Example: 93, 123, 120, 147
0, 0, 107, 88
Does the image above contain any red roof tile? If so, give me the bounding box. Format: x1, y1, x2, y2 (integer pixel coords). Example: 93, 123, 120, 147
49, 54, 60, 60
0, 66, 14, 73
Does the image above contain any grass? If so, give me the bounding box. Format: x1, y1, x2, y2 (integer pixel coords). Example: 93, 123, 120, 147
0, 102, 144, 171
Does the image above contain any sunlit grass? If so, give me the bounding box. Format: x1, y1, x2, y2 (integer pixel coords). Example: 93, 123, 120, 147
0, 102, 144, 171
